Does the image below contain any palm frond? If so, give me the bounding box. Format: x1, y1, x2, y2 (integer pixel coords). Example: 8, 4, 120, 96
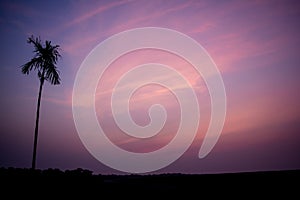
21, 35, 62, 85
27, 35, 43, 55
45, 63, 61, 85
21, 57, 42, 74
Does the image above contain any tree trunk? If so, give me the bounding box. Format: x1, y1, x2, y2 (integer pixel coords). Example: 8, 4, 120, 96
31, 78, 44, 170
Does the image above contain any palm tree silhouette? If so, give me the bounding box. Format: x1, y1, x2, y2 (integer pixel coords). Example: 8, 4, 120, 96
21, 35, 61, 170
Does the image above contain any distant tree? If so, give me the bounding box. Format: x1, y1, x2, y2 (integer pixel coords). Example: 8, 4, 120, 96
21, 36, 61, 170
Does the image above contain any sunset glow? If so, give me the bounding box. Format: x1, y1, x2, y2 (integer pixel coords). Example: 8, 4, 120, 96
0, 0, 299, 174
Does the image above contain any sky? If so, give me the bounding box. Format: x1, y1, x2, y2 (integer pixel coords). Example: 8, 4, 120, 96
0, 0, 300, 174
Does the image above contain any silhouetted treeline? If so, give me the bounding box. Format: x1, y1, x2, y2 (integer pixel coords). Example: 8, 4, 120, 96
0, 167, 299, 197
0, 167, 93, 177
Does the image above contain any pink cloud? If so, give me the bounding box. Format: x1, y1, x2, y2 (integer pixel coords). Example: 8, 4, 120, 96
97, 0, 194, 37
94, 48, 208, 113
62, 34, 99, 56
202, 25, 294, 74
42, 0, 300, 159
90, 46, 214, 153
66, 0, 133, 27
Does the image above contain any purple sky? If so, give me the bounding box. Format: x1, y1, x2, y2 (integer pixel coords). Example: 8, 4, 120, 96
0, 0, 300, 174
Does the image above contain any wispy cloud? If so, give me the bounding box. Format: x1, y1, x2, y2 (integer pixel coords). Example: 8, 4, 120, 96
66, 0, 133, 27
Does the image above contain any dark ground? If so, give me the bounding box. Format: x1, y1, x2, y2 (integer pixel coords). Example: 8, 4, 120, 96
0, 167, 299, 197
